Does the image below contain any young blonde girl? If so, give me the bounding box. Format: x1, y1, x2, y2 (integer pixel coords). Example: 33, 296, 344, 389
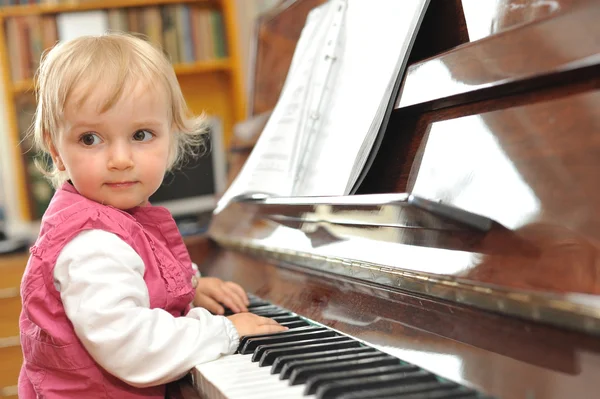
18, 32, 286, 399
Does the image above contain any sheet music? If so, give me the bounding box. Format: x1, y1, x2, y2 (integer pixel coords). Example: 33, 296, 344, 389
218, 0, 429, 210
291, 2, 347, 193
218, 4, 331, 206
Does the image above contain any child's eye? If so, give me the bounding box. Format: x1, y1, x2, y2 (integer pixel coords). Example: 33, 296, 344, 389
80, 133, 101, 146
133, 130, 153, 142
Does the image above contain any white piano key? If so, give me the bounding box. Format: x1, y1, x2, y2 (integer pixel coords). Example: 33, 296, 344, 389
194, 353, 316, 399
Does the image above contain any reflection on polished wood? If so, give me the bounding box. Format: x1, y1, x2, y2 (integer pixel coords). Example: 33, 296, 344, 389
469, 223, 600, 294
461, 0, 590, 41
187, 1, 600, 398
398, 0, 599, 110
407, 90, 600, 294
193, 250, 600, 399
248, 0, 327, 116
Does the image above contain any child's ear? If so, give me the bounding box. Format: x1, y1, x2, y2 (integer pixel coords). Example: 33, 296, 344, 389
45, 132, 65, 171
54, 157, 65, 171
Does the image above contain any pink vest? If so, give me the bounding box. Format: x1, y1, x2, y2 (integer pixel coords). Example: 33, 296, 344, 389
18, 182, 195, 398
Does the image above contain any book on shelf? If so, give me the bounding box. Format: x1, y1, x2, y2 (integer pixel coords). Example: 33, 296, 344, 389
4, 14, 56, 82
217, 0, 430, 210
3, 4, 228, 82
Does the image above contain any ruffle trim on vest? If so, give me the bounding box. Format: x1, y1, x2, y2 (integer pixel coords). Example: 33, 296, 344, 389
143, 232, 190, 298
129, 206, 193, 272
129, 206, 195, 302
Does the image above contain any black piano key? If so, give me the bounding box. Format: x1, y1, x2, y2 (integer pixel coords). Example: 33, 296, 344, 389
223, 303, 275, 316
247, 296, 270, 307
309, 368, 436, 398
250, 306, 287, 314
240, 329, 337, 354
279, 320, 310, 328
248, 300, 270, 307
271, 315, 302, 323
336, 380, 458, 399
251, 310, 291, 318
271, 346, 377, 374
253, 335, 351, 362
259, 338, 361, 366
248, 301, 277, 309
238, 326, 325, 350
305, 366, 431, 395
279, 349, 383, 380
248, 306, 281, 314
288, 354, 401, 385
247, 304, 281, 311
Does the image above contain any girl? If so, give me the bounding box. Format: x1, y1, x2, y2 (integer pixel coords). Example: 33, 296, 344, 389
18, 33, 286, 399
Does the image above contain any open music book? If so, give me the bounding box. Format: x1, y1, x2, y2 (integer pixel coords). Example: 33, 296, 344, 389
217, 0, 430, 210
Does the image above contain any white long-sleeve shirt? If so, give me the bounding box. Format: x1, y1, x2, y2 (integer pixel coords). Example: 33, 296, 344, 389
53, 229, 239, 388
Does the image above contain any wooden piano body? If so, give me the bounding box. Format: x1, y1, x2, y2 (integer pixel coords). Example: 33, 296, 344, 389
182, 1, 600, 397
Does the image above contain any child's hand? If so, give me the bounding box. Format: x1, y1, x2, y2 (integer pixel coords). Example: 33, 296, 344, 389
193, 277, 250, 315
227, 313, 288, 337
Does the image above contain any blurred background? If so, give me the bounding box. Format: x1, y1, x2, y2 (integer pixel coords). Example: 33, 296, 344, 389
0, 0, 284, 243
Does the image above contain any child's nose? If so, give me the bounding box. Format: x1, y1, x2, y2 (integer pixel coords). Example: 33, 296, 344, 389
107, 143, 134, 171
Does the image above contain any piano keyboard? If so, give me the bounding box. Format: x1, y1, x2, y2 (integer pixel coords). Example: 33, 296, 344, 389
192, 294, 492, 399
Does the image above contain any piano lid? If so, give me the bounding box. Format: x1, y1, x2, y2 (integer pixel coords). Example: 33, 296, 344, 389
210, 0, 600, 336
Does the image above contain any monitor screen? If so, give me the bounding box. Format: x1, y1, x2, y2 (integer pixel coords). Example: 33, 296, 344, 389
149, 117, 227, 218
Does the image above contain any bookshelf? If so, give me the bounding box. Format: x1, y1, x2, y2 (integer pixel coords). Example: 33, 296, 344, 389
0, 0, 246, 222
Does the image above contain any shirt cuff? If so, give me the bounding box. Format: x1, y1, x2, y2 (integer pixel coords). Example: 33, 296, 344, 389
191, 262, 201, 278
221, 316, 240, 354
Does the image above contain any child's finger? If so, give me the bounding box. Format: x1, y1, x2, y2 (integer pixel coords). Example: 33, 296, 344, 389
196, 294, 225, 315
219, 293, 243, 314
224, 285, 248, 312
222, 283, 246, 309
225, 282, 249, 305
258, 324, 288, 333
258, 316, 282, 326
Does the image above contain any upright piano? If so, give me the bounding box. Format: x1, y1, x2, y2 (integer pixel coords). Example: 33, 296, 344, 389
178, 1, 600, 398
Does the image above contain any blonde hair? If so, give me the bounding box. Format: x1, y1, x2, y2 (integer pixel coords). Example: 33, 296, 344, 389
32, 32, 206, 188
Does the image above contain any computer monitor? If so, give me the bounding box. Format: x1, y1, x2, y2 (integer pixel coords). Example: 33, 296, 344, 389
149, 117, 227, 220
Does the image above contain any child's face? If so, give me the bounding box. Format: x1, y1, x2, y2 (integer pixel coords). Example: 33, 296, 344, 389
53, 81, 171, 210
